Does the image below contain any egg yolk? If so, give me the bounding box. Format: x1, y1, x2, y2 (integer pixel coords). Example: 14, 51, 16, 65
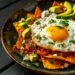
46, 26, 68, 41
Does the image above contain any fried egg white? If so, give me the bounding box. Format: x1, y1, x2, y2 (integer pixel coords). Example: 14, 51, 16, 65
31, 11, 75, 52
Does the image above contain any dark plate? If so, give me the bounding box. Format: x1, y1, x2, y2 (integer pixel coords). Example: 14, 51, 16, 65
1, 0, 75, 75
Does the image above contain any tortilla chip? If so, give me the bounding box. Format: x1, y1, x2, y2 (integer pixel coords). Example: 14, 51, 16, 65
45, 54, 75, 64
34, 6, 42, 18
27, 13, 34, 18
41, 57, 69, 69
15, 35, 23, 49
13, 22, 24, 34
13, 22, 20, 31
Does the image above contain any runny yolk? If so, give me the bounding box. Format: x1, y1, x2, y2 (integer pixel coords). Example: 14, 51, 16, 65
46, 26, 68, 41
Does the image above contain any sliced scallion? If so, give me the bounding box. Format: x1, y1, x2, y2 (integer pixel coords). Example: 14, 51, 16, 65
49, 19, 56, 23
36, 21, 41, 25
60, 20, 69, 26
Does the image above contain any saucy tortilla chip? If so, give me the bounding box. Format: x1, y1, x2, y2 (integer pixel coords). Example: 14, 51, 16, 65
13, 22, 24, 34
45, 54, 75, 64
13, 22, 20, 32
15, 35, 23, 49
41, 57, 69, 69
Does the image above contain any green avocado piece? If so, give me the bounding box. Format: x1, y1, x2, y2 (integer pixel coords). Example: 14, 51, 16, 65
28, 53, 38, 62
49, 6, 62, 13
63, 13, 75, 19
19, 17, 31, 27
22, 28, 30, 38
57, 4, 75, 19
57, 1, 72, 17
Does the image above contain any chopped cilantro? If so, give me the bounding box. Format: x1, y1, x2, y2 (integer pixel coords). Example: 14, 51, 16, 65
36, 21, 41, 25
32, 62, 39, 67
36, 35, 41, 41
49, 19, 56, 23
48, 41, 54, 44
56, 26, 63, 29
60, 20, 69, 26
43, 36, 47, 40
70, 40, 75, 44
61, 43, 66, 47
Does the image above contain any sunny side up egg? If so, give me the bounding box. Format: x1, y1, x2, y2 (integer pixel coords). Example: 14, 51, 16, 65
31, 10, 75, 52
46, 26, 68, 41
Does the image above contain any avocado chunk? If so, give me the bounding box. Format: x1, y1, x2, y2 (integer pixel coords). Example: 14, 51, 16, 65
19, 17, 31, 27
57, 1, 72, 17
57, 4, 75, 19
28, 53, 38, 62
49, 6, 62, 13
19, 20, 29, 29
22, 28, 30, 38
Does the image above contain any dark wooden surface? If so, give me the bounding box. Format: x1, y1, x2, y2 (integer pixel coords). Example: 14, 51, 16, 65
0, 0, 18, 9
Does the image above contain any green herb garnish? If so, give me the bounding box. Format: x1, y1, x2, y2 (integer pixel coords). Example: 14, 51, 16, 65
32, 62, 40, 67
56, 26, 63, 29
60, 20, 69, 26
49, 19, 56, 23
36, 35, 41, 41
43, 36, 47, 40
36, 21, 41, 25
48, 41, 54, 44
70, 40, 75, 43
61, 43, 66, 47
